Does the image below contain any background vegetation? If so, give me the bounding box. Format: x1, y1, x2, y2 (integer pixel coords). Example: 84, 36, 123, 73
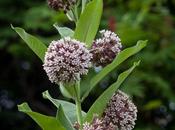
0, 0, 175, 130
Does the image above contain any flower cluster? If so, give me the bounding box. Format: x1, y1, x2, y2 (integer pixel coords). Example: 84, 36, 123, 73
47, 0, 76, 13
43, 37, 92, 84
91, 30, 122, 67
102, 90, 138, 130
43, 30, 122, 83
82, 118, 116, 130
75, 90, 137, 130
74, 115, 116, 130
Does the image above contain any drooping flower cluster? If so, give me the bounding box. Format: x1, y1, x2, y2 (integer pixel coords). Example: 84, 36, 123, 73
43, 37, 92, 84
102, 90, 138, 130
47, 0, 76, 13
91, 30, 122, 67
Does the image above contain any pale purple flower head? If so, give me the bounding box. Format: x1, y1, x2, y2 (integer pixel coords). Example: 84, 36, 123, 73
82, 115, 116, 130
91, 30, 122, 67
47, 0, 76, 13
102, 90, 138, 130
43, 37, 92, 84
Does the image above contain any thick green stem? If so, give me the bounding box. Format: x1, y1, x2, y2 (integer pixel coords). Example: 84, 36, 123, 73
75, 96, 83, 129
74, 80, 83, 129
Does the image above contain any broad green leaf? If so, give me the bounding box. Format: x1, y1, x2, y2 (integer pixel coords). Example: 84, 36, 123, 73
56, 105, 74, 130
74, 0, 103, 47
84, 61, 140, 122
82, 40, 147, 101
43, 91, 86, 123
53, 24, 74, 38
18, 102, 65, 130
11, 25, 47, 62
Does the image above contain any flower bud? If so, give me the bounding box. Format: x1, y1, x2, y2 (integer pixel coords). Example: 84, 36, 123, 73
43, 37, 92, 84
102, 90, 137, 130
47, 0, 76, 13
91, 30, 122, 67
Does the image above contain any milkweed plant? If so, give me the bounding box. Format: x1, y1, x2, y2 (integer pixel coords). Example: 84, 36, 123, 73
12, 0, 147, 130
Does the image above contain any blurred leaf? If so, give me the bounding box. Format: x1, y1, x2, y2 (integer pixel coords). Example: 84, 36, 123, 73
54, 24, 74, 38
117, 25, 147, 45
18, 103, 65, 130
144, 100, 162, 110
24, 6, 53, 30
85, 61, 140, 122
24, 5, 67, 30
43, 91, 86, 123
138, 72, 175, 101
121, 72, 145, 97
82, 40, 147, 101
7, 44, 32, 58
11, 25, 47, 62
74, 0, 103, 47
56, 105, 74, 130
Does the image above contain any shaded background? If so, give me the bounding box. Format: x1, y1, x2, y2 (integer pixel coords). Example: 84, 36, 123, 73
0, 0, 175, 130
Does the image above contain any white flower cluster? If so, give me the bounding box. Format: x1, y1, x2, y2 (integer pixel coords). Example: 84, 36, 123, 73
102, 90, 138, 130
43, 37, 92, 84
91, 30, 122, 67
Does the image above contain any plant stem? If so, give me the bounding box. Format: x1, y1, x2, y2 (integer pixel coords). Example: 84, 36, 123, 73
75, 96, 83, 129
75, 80, 83, 129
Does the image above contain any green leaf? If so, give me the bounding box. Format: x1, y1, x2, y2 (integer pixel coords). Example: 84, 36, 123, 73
74, 0, 103, 47
80, 69, 96, 97
59, 82, 76, 99
54, 23, 74, 38
43, 91, 86, 123
18, 103, 65, 130
84, 61, 140, 122
82, 40, 147, 101
11, 25, 47, 62
56, 105, 74, 130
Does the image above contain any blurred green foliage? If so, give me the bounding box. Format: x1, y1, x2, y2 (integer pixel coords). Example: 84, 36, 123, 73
0, 0, 175, 130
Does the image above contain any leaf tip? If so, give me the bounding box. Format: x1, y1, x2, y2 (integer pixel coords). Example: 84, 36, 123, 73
134, 60, 141, 67
53, 23, 58, 29
18, 102, 31, 112
42, 90, 49, 99
137, 40, 148, 46
10, 24, 15, 30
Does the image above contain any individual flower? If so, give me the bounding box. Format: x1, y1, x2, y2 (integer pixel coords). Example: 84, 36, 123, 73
43, 37, 92, 84
102, 90, 138, 130
91, 30, 122, 67
47, 0, 76, 13
82, 115, 116, 130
